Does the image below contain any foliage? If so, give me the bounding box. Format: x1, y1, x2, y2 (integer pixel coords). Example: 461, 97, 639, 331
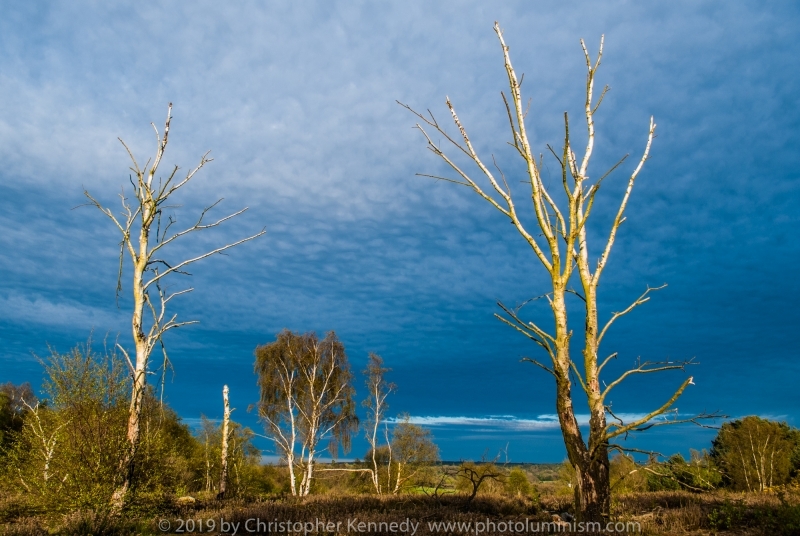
609, 454, 648, 494
710, 416, 800, 491
389, 416, 439, 493
1, 344, 129, 512
188, 415, 262, 497
644, 451, 722, 492
0, 343, 201, 514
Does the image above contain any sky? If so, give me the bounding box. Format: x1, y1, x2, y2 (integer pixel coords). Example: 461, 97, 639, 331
0, 1, 798, 463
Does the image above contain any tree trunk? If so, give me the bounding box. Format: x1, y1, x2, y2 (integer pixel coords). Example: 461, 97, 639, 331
218, 385, 231, 499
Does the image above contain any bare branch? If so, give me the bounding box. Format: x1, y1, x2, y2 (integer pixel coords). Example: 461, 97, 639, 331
594, 116, 656, 286
144, 228, 266, 289
521, 357, 555, 377
605, 376, 696, 440
602, 357, 696, 400
597, 284, 666, 347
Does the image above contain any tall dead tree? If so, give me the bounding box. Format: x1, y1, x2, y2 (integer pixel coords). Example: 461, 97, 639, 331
218, 384, 232, 499
255, 330, 358, 496
84, 104, 264, 509
400, 23, 717, 522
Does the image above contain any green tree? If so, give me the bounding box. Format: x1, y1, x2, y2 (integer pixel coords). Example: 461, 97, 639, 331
711, 416, 800, 491
388, 416, 439, 494
504, 467, 534, 499
2, 343, 199, 512
4, 344, 129, 511
189, 415, 261, 497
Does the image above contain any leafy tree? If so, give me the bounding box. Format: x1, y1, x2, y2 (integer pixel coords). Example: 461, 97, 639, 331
255, 330, 358, 496
504, 467, 535, 499
189, 415, 261, 497
1, 343, 199, 512
388, 416, 440, 494
609, 454, 647, 494
3, 344, 128, 511
711, 416, 800, 491
643, 452, 721, 492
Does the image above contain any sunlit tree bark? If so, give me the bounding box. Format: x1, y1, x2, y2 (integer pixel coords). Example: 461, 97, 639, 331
84, 104, 264, 510
218, 385, 232, 498
400, 23, 717, 522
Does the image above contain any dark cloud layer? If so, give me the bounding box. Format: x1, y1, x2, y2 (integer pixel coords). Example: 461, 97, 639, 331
1, 1, 798, 461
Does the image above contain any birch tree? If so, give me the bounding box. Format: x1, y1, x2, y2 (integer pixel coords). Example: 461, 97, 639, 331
400, 23, 717, 522
362, 353, 395, 494
255, 330, 358, 496
83, 104, 264, 509
711, 417, 799, 492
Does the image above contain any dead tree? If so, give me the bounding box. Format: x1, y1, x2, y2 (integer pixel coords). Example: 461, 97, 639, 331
400, 23, 719, 522
218, 385, 232, 499
255, 330, 358, 496
84, 104, 264, 509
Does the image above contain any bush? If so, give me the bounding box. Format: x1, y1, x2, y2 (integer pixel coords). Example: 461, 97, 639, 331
0, 342, 202, 515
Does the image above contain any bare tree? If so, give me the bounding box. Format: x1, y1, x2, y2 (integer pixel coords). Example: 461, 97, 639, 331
363, 353, 395, 494
456, 461, 505, 504
255, 330, 358, 496
400, 23, 718, 521
218, 385, 232, 499
83, 104, 264, 509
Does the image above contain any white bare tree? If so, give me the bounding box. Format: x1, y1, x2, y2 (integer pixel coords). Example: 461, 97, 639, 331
84, 104, 264, 509
400, 23, 718, 521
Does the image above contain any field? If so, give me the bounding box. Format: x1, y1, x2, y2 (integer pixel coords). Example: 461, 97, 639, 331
2, 464, 799, 536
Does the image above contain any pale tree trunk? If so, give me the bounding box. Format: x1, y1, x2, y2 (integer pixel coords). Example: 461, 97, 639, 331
363, 354, 393, 495
218, 385, 231, 499
400, 23, 716, 522
85, 104, 264, 511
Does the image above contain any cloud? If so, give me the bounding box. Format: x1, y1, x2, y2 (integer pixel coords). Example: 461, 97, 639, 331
0, 292, 124, 331
390, 413, 652, 432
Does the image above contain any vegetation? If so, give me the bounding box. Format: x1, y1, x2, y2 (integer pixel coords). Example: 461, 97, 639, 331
710, 416, 800, 492
254, 329, 358, 496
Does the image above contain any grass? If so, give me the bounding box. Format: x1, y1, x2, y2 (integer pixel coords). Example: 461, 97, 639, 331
2, 485, 799, 535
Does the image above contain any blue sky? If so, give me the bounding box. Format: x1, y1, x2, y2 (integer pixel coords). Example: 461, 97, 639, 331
1, 1, 798, 462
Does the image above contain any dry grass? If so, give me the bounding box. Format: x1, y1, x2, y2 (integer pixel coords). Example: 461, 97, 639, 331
2, 489, 799, 535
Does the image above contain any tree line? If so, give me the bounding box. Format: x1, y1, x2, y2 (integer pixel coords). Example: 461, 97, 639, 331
0, 330, 441, 514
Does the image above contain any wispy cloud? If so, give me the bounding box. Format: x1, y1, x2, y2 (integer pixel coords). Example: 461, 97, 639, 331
389, 413, 652, 432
